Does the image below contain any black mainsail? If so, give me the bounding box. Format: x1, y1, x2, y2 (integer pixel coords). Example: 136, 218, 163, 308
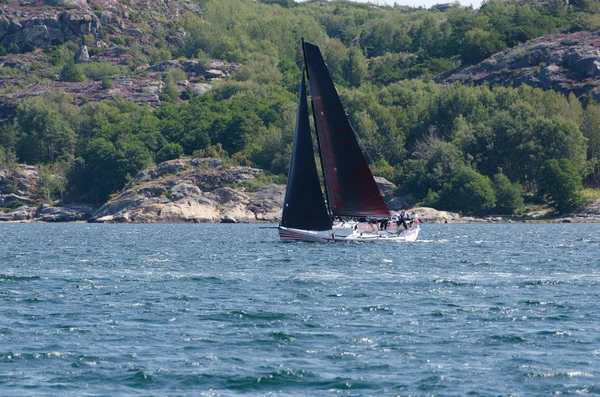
280, 70, 332, 231
303, 41, 390, 218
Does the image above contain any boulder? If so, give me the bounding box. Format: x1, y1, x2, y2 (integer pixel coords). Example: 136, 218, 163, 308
192, 83, 211, 96
37, 204, 96, 222
0, 193, 35, 207
387, 196, 414, 211
170, 182, 203, 201
127, 199, 220, 223
183, 60, 202, 74
374, 176, 396, 197
539, 64, 561, 83
409, 207, 460, 223
204, 69, 225, 79
147, 60, 181, 72
211, 187, 248, 205
247, 184, 285, 221
579, 57, 600, 77
75, 45, 90, 63
2, 206, 36, 221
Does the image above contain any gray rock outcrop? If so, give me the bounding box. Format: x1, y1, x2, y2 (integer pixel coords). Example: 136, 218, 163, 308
36, 204, 96, 222
0, 7, 101, 49
409, 207, 460, 223
75, 45, 90, 63
440, 31, 600, 102
0, 165, 40, 204
89, 158, 285, 223
0, 206, 37, 221
374, 176, 396, 197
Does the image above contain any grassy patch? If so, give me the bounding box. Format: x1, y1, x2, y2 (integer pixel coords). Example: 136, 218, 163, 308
4, 200, 24, 210
234, 174, 287, 192
582, 188, 600, 201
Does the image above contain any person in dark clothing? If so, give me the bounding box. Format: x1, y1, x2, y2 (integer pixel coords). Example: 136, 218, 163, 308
380, 218, 389, 230
399, 210, 410, 230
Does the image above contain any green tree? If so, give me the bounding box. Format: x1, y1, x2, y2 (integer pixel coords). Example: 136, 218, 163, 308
322, 38, 349, 84
156, 142, 184, 163
439, 168, 496, 216
162, 73, 180, 103
246, 125, 283, 170
47, 45, 75, 67
101, 77, 113, 89
343, 46, 368, 88
539, 158, 585, 213
38, 163, 68, 204
60, 60, 86, 82
461, 28, 505, 64
115, 136, 154, 180
16, 95, 78, 164
0, 145, 16, 167
493, 172, 523, 214
582, 103, 600, 186
403, 134, 466, 199
77, 138, 119, 203
8, 42, 19, 54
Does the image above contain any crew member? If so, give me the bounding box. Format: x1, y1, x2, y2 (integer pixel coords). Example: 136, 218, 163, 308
399, 210, 410, 230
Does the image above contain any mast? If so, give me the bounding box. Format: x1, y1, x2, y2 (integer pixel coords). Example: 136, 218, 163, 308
302, 38, 332, 217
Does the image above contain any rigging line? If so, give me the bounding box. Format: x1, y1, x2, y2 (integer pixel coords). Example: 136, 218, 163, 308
347, 117, 377, 169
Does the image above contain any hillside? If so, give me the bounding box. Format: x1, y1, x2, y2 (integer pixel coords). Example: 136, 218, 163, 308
440, 31, 600, 102
1, 0, 600, 218
0, 0, 220, 120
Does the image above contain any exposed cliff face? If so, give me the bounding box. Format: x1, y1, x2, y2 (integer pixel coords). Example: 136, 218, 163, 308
0, 0, 198, 50
0, 2, 101, 49
0, 164, 40, 204
439, 31, 600, 102
0, 0, 227, 120
0, 55, 236, 120
89, 158, 286, 223
0, 164, 98, 221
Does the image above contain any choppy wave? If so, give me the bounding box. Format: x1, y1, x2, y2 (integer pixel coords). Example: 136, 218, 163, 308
0, 223, 599, 395
0, 274, 41, 281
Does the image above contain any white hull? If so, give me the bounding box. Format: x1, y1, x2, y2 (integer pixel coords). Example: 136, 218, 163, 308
279, 222, 420, 243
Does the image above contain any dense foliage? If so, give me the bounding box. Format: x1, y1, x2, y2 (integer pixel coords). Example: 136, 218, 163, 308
1, 0, 600, 214
539, 158, 585, 213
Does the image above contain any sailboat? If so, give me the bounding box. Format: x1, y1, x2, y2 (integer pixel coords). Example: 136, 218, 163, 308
278, 40, 420, 242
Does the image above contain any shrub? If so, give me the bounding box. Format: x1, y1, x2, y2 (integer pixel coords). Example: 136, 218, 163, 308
8, 43, 19, 54
5, 200, 24, 209
47, 45, 74, 67
156, 142, 184, 163
493, 173, 524, 214
60, 60, 86, 82
80, 62, 120, 80
101, 77, 113, 89
421, 189, 440, 208
0, 146, 16, 166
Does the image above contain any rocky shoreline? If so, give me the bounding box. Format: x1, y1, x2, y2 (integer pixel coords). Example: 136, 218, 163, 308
2, 159, 600, 224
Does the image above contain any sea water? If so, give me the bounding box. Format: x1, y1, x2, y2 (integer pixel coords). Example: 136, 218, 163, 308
0, 223, 599, 396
